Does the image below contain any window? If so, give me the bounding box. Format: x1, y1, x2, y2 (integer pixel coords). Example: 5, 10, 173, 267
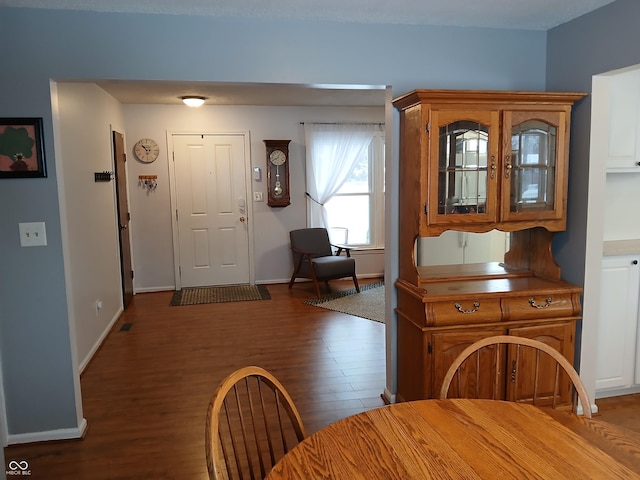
304, 122, 384, 249
324, 133, 385, 248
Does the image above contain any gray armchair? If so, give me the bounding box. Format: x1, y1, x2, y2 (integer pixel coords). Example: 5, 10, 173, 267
288, 227, 360, 298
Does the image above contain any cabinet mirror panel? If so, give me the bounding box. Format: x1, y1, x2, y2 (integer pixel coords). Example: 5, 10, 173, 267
510, 120, 556, 212
438, 121, 489, 215
416, 230, 510, 267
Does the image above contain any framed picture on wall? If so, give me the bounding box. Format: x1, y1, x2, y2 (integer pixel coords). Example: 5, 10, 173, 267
0, 117, 46, 178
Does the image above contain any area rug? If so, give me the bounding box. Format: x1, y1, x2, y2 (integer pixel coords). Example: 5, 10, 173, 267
304, 281, 385, 323
170, 284, 270, 306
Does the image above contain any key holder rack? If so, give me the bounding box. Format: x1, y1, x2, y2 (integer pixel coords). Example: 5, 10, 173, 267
139, 175, 158, 192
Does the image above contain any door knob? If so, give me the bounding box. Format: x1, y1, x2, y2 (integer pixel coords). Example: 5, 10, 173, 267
119, 224, 128, 230
239, 217, 245, 222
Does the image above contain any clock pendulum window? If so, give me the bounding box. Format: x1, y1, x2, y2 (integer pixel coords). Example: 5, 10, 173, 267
264, 140, 291, 207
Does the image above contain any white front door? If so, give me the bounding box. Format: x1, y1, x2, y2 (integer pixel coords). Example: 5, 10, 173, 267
172, 133, 251, 287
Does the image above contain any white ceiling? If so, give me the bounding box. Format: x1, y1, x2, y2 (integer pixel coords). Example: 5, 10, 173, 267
5, 0, 616, 107
1, 0, 617, 30
87, 80, 388, 107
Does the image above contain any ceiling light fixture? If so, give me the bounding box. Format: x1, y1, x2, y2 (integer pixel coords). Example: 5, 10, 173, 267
181, 96, 206, 107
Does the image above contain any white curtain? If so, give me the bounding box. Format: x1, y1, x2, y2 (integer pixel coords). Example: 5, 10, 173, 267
304, 123, 378, 228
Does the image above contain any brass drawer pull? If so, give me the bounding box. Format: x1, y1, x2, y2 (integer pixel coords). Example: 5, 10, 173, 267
529, 297, 552, 309
454, 302, 480, 314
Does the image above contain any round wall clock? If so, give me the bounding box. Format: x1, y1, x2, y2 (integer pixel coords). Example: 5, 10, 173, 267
133, 138, 160, 163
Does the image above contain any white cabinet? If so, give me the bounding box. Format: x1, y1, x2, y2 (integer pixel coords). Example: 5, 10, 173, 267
595, 255, 640, 394
600, 69, 640, 391
606, 67, 640, 172
585, 64, 640, 403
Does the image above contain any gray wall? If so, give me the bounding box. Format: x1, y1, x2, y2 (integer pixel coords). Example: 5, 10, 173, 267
546, 0, 640, 402
548, 0, 640, 286
0, 6, 546, 440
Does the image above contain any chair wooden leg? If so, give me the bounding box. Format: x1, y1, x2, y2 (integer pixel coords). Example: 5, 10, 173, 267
308, 267, 322, 298
289, 256, 306, 289
353, 275, 360, 293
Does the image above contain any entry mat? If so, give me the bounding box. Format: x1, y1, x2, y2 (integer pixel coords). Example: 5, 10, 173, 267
170, 284, 271, 306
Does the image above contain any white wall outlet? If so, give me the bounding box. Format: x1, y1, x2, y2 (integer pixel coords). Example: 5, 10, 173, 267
18, 222, 47, 247
253, 192, 263, 202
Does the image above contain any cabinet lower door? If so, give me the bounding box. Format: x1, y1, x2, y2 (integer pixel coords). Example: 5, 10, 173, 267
596, 255, 640, 391
507, 323, 575, 407
432, 329, 505, 399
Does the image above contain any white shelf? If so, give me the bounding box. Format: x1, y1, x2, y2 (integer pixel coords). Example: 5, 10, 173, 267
606, 167, 640, 173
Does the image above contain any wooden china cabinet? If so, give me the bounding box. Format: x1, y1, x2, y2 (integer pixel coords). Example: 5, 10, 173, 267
393, 90, 586, 408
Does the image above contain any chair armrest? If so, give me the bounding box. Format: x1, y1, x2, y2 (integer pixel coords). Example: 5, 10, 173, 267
331, 243, 354, 257
291, 246, 321, 256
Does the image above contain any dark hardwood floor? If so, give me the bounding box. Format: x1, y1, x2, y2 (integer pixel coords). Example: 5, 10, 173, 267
595, 392, 640, 435
4, 279, 386, 479
4, 277, 640, 479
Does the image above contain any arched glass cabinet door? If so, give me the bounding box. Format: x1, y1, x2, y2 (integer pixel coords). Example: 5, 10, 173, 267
501, 110, 567, 223
428, 109, 500, 228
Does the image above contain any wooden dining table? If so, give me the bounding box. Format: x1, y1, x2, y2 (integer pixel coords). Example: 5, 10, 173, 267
266, 399, 640, 479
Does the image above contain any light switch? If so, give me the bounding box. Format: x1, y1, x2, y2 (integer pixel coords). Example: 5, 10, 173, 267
253, 192, 264, 202
19, 222, 47, 247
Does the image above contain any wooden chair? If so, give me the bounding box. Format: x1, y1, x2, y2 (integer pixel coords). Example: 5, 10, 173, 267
205, 366, 307, 480
288, 227, 359, 298
439, 335, 592, 418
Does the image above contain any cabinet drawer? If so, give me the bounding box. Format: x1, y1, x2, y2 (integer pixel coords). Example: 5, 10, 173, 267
426, 299, 502, 326
502, 294, 575, 320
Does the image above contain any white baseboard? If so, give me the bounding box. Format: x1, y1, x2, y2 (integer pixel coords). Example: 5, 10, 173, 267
577, 401, 599, 416
132, 277, 384, 291
7, 418, 87, 445
595, 385, 640, 399
134, 285, 175, 293
382, 388, 396, 404
79, 308, 122, 374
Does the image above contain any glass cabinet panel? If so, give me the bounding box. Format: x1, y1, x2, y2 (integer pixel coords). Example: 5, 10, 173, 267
509, 120, 556, 212
438, 121, 489, 215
